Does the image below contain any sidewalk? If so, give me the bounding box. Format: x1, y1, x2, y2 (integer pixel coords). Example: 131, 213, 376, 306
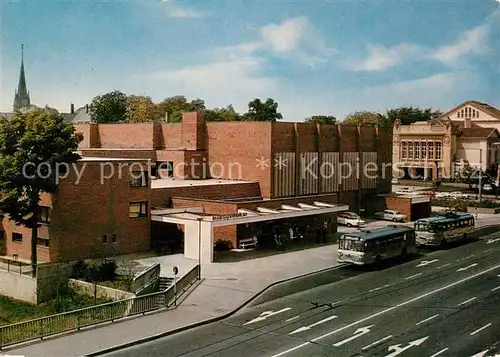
8, 244, 340, 357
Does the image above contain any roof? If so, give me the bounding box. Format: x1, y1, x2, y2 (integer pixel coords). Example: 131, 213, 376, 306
458, 127, 499, 138
71, 106, 92, 124
416, 212, 474, 223
343, 225, 414, 241
439, 100, 500, 120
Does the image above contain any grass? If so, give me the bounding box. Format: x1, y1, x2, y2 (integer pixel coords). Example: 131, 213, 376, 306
98, 276, 134, 293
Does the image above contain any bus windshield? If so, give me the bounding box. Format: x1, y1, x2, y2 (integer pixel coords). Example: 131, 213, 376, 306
339, 236, 364, 251
415, 222, 435, 232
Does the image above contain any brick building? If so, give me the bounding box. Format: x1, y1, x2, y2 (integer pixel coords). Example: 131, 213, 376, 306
1, 112, 393, 263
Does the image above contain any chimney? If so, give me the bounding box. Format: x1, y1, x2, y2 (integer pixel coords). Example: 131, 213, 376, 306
464, 118, 472, 128
70, 103, 75, 114
85, 104, 89, 113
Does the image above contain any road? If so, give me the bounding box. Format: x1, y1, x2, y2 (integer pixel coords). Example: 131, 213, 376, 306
97, 232, 500, 357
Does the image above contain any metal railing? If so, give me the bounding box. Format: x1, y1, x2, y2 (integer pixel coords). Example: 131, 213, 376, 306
0, 257, 33, 275
0, 264, 200, 349
131, 263, 161, 295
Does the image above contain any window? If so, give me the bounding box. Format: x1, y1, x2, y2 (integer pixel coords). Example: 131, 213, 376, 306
38, 206, 50, 224
37, 238, 50, 247
130, 171, 149, 188
401, 142, 408, 159
428, 142, 434, 159
102, 234, 117, 244
435, 141, 442, 160
421, 141, 427, 159
408, 142, 414, 159
12, 233, 22, 242
129, 202, 148, 218
414, 142, 420, 159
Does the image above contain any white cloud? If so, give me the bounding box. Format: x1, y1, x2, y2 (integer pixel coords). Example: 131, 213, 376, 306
427, 24, 489, 65
161, 0, 204, 19
344, 43, 422, 71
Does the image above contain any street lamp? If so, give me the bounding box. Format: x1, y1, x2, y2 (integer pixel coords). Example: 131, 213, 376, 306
356, 156, 361, 215
196, 217, 203, 280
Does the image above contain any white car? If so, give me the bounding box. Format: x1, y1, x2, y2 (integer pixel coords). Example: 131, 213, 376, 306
449, 191, 468, 199
395, 187, 416, 195
337, 212, 365, 227
375, 210, 407, 222
434, 192, 452, 199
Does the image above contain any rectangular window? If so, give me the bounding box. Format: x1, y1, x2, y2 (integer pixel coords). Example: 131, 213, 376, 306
414, 142, 420, 159
129, 202, 148, 218
408, 142, 414, 159
36, 238, 50, 247
428, 142, 434, 159
130, 171, 149, 188
421, 141, 427, 159
12, 233, 22, 242
401, 142, 408, 159
38, 206, 51, 224
435, 141, 442, 160
166, 162, 174, 178
102, 234, 117, 244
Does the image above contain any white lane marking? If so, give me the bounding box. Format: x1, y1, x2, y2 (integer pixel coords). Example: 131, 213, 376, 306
269, 263, 500, 357
244, 307, 292, 325
285, 316, 300, 323
483, 248, 493, 253
288, 315, 337, 335
333, 325, 374, 347
361, 335, 393, 350
487, 238, 500, 244
470, 323, 492, 336
429, 347, 449, 357
417, 259, 439, 267
471, 349, 490, 357
457, 263, 478, 272
405, 273, 422, 280
491, 285, 500, 292
416, 314, 439, 325
437, 263, 451, 269
385, 336, 429, 357
457, 297, 477, 306
369, 284, 390, 293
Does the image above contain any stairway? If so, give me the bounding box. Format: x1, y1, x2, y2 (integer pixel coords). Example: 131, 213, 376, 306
158, 276, 174, 291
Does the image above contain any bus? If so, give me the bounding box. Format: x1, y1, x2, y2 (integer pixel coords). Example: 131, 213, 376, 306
414, 211, 475, 247
337, 225, 416, 265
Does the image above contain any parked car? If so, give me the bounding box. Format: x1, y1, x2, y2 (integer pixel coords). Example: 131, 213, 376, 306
391, 178, 399, 184
434, 192, 452, 199
374, 209, 407, 222
395, 187, 415, 195
449, 191, 469, 199
337, 212, 365, 227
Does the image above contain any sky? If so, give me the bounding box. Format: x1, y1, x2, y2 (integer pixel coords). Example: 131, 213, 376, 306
0, 0, 499, 121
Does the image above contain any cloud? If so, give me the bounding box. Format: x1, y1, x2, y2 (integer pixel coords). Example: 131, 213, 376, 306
344, 43, 422, 71
161, 0, 204, 18
427, 24, 490, 65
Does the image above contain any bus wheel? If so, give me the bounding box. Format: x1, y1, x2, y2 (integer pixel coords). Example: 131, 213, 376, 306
347, 223, 352, 227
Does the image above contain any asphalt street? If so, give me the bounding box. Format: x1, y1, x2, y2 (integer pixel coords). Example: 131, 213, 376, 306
98, 232, 500, 357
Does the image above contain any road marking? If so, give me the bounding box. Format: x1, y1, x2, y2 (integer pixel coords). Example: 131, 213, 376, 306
417, 259, 439, 267
457, 263, 478, 272
369, 284, 390, 293
470, 323, 491, 336
457, 297, 477, 306
416, 314, 439, 325
269, 263, 500, 357
385, 336, 429, 357
491, 285, 500, 292
487, 238, 500, 244
471, 350, 489, 357
437, 263, 451, 269
361, 335, 392, 350
483, 248, 493, 253
285, 316, 300, 323
288, 315, 337, 335
333, 325, 374, 347
244, 308, 292, 325
429, 347, 448, 357
405, 273, 422, 280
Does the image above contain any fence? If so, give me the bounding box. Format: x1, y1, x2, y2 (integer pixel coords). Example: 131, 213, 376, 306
131, 263, 161, 295
0, 257, 33, 276
0, 264, 200, 349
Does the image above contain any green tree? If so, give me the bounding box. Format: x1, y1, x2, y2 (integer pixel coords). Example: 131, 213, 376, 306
156, 96, 206, 123
126, 95, 160, 123
385, 106, 443, 127
243, 98, 283, 122
342, 111, 384, 126
204, 105, 241, 122
89, 91, 128, 123
0, 109, 83, 276
304, 115, 337, 124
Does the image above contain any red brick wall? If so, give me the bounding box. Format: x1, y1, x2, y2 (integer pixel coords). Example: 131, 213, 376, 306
98, 124, 155, 148
162, 124, 182, 148
317, 125, 340, 151
271, 123, 296, 152
385, 197, 411, 222
205, 122, 273, 196
182, 112, 204, 150
339, 125, 359, 152
78, 149, 157, 161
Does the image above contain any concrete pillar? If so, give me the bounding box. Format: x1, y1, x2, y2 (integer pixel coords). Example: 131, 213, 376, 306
183, 220, 214, 264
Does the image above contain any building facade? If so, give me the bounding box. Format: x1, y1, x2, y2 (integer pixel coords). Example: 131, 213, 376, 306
393, 101, 500, 180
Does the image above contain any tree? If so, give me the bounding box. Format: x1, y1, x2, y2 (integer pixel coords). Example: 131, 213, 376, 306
304, 115, 337, 124
385, 106, 443, 127
0, 109, 83, 276
156, 96, 206, 123
204, 105, 241, 122
243, 98, 283, 122
341, 111, 384, 126
126, 95, 160, 123
89, 90, 128, 123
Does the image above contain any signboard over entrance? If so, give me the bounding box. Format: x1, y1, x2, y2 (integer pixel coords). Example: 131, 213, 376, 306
212, 213, 248, 220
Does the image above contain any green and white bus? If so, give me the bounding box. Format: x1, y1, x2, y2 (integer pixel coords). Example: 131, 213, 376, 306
337, 225, 416, 265
414, 212, 475, 247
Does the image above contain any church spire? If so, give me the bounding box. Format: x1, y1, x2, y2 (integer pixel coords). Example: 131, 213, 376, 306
13, 44, 31, 111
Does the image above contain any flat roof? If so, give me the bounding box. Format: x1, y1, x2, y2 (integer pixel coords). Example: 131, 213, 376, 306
344, 225, 414, 241
79, 148, 155, 151
151, 178, 257, 189
79, 157, 150, 162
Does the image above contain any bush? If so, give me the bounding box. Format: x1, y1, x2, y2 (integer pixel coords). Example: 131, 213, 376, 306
214, 239, 233, 252
71, 260, 88, 278
431, 198, 500, 211
72, 259, 118, 282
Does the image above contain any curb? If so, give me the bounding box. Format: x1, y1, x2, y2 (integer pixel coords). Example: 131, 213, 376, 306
83, 263, 347, 356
